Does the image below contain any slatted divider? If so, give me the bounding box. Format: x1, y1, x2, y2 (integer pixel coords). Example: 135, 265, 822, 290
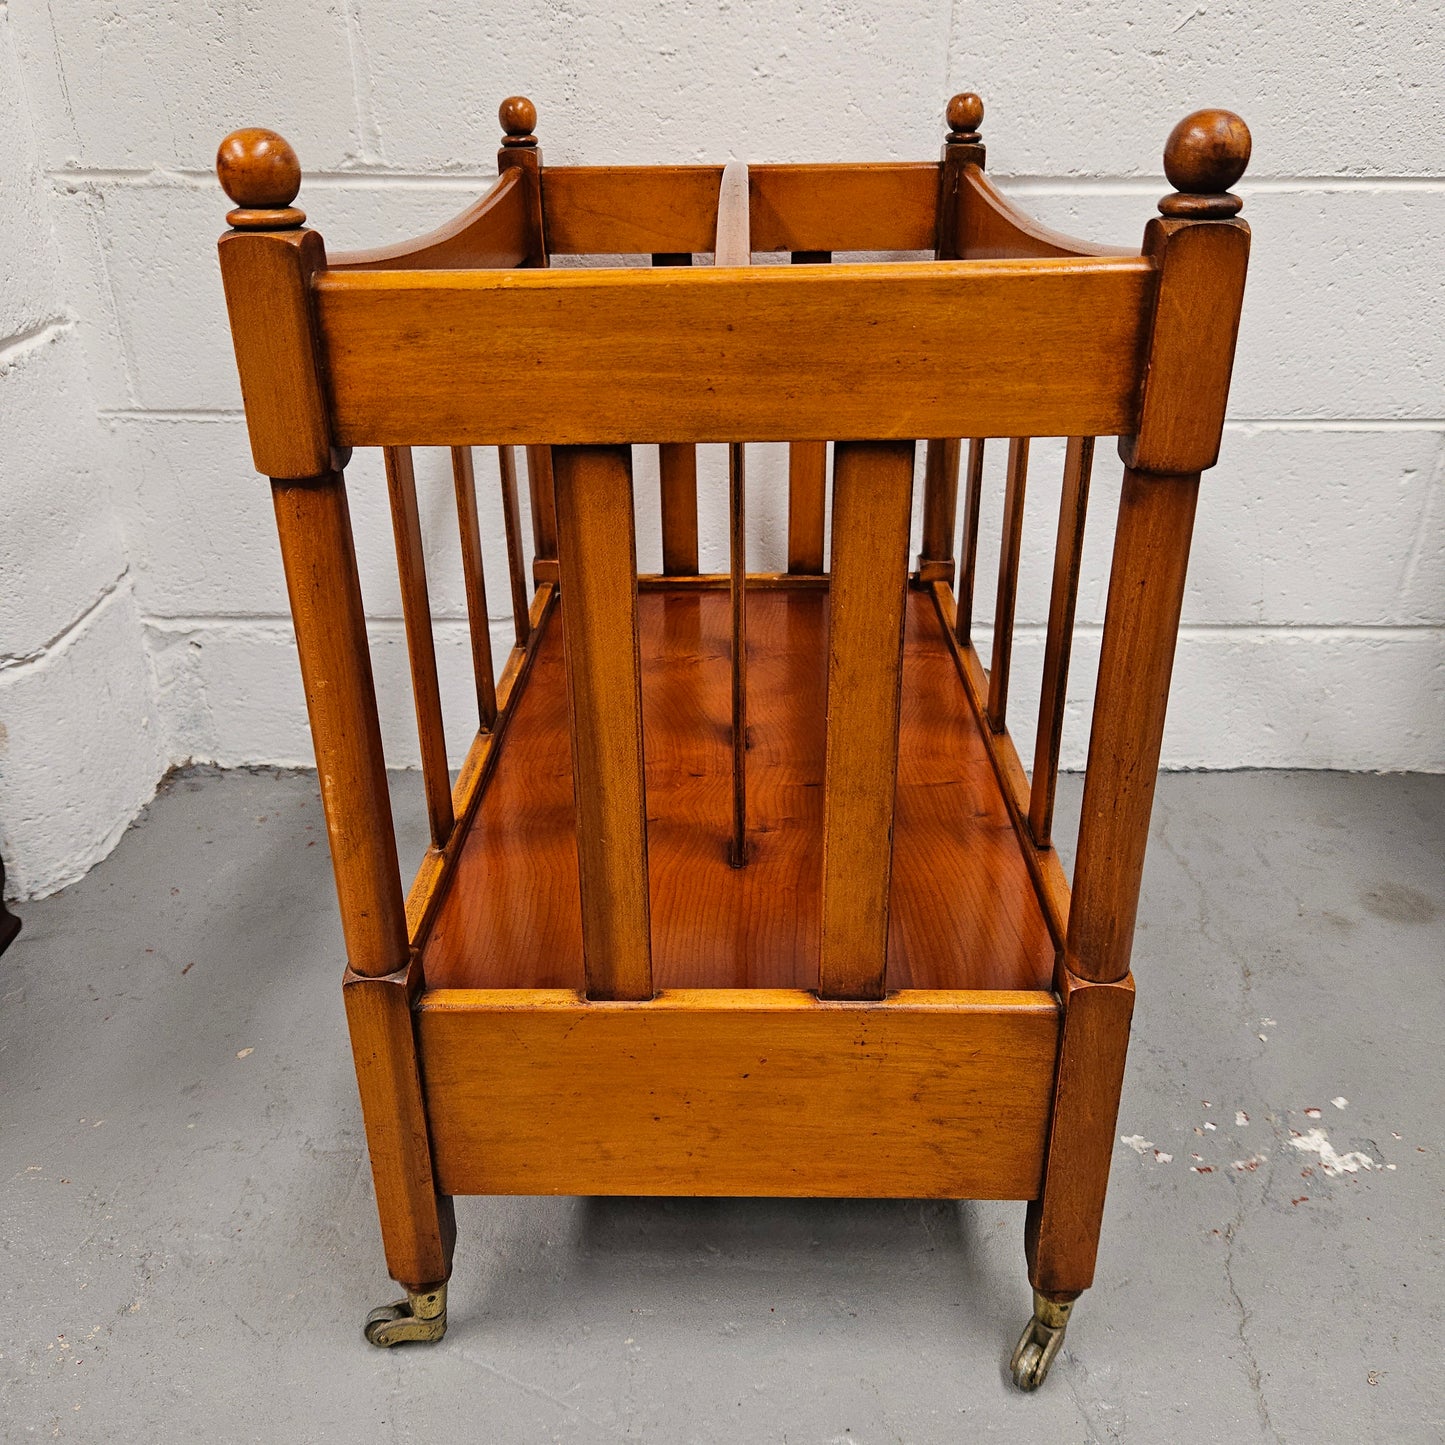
716, 162, 752, 869
450, 446, 499, 730
786, 250, 831, 574
956, 438, 986, 645
919, 437, 963, 585
552, 444, 654, 1001
525, 444, 558, 578
382, 445, 454, 846
652, 252, 702, 574
1029, 437, 1095, 846
818, 440, 917, 1000
987, 437, 1030, 733
497, 445, 532, 645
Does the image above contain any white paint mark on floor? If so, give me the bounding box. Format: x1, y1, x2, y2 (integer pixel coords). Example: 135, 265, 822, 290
1121, 1135, 1153, 1154
1236, 1110, 1250, 1126
1332, 1097, 1349, 1110
1289, 1128, 1376, 1176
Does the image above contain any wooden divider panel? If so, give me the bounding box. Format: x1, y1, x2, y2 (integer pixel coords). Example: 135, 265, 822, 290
552, 445, 654, 1001
819, 440, 917, 1000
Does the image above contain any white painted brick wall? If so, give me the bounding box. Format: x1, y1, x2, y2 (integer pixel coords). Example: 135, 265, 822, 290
2, 2, 1442, 896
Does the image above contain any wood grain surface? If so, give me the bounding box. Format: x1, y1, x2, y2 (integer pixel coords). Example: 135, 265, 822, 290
422, 586, 1055, 992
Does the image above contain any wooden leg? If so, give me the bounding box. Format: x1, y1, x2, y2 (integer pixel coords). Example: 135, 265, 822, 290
345, 968, 455, 1338
1015, 968, 1135, 1386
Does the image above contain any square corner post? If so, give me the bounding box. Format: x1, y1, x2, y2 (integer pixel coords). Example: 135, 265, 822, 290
916, 95, 985, 589
217, 213, 455, 1295
1027, 204, 1251, 1304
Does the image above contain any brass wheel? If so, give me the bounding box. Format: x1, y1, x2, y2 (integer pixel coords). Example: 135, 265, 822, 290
363, 1283, 448, 1347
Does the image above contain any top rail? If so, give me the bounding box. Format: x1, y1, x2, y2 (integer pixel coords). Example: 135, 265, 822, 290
313, 257, 1155, 449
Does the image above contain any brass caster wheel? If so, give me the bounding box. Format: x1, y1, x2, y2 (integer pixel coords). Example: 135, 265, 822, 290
364, 1282, 448, 1347
1009, 1290, 1073, 1391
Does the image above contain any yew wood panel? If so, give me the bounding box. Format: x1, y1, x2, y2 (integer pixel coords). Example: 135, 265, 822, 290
422, 587, 1056, 993
314, 259, 1155, 446
748, 163, 940, 253
416, 989, 1059, 1198
542, 165, 723, 255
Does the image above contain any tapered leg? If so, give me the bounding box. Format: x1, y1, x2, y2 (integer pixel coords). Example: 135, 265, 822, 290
1014, 969, 1134, 1388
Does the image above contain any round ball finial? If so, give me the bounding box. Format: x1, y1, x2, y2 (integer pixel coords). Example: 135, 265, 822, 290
216, 128, 305, 229
946, 92, 984, 142
1160, 108, 1251, 218
499, 95, 538, 147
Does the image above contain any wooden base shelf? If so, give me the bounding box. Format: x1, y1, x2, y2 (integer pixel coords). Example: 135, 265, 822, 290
420, 584, 1056, 994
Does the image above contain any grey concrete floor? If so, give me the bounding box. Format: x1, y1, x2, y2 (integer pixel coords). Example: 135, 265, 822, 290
1, 769, 1442, 1443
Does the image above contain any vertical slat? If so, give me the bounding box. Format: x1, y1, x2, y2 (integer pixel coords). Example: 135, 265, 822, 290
919, 437, 962, 584
955, 438, 985, 643
383, 445, 454, 845
652, 253, 701, 575
450, 446, 498, 731
987, 437, 1030, 732
1029, 436, 1095, 845
497, 445, 531, 644
552, 444, 653, 1001
818, 439, 917, 1000
787, 249, 830, 574
729, 442, 748, 866
525, 444, 558, 572
658, 444, 700, 574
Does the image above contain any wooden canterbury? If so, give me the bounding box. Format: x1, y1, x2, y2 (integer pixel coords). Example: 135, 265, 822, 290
214, 93, 1252, 1388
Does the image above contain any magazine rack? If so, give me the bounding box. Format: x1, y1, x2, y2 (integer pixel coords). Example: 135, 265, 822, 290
215, 93, 1250, 1388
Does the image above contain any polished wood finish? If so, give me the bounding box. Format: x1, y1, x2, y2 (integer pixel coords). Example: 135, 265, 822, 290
1025, 968, 1134, 1297
422, 587, 1055, 993
552, 445, 653, 1002
269, 473, 408, 979
1029, 437, 1094, 846
344, 967, 455, 1288
216, 127, 305, 229
728, 443, 748, 867
1161, 108, 1252, 218
314, 259, 1156, 447
819, 442, 916, 1000
524, 443, 558, 572
450, 446, 499, 730
1068, 469, 1200, 984
959, 168, 1135, 260
748, 163, 940, 252
418, 989, 1059, 1197
787, 250, 830, 575
497, 446, 531, 644
987, 437, 1030, 732
918, 437, 962, 585
218, 228, 332, 477
329, 170, 529, 271
955, 438, 986, 644
383, 446, 454, 844
217, 104, 1253, 1352
652, 253, 701, 576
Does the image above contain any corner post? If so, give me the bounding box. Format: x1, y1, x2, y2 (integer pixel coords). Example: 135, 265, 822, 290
498, 96, 560, 585
917, 93, 985, 588
1023, 110, 1252, 1324
216, 131, 454, 1300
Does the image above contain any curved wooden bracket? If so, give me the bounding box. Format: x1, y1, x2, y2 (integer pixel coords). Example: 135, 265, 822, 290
328, 168, 532, 271
958, 166, 1136, 261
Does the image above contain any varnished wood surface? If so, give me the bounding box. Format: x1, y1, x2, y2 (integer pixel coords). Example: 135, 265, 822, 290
423, 586, 1056, 992
314, 258, 1156, 447
748, 162, 939, 253
416, 988, 1059, 1198
327, 169, 529, 271
552, 446, 654, 1001
959, 167, 1136, 261
987, 437, 1030, 732
819, 441, 915, 999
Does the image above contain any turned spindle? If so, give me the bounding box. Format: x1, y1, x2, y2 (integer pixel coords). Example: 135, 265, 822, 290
216, 128, 306, 230
1159, 108, 1251, 218
945, 91, 984, 146
499, 95, 538, 149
